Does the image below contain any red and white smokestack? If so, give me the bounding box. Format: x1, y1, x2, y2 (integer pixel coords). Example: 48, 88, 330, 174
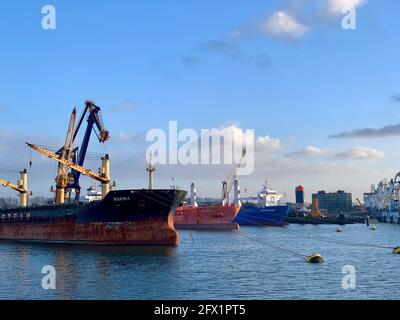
190, 183, 198, 208
233, 179, 242, 207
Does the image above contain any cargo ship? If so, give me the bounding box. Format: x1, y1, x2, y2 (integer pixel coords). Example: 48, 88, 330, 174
0, 189, 186, 245
364, 178, 400, 224
0, 101, 187, 245
174, 183, 240, 230
234, 183, 289, 226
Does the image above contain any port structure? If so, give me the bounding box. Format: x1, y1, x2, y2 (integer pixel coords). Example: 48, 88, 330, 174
26, 143, 110, 201
0, 169, 28, 207
311, 197, 322, 218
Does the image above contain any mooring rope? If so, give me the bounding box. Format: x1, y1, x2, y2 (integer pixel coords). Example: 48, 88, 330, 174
270, 224, 396, 251
294, 231, 394, 250
236, 230, 306, 259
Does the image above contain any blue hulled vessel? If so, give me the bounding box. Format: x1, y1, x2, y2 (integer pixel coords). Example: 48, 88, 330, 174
234, 183, 289, 226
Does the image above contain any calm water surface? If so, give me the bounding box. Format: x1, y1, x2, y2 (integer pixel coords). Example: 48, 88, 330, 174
0, 223, 399, 300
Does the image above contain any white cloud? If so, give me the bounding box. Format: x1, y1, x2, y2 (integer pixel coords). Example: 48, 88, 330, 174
326, 0, 367, 16
334, 147, 384, 160
255, 136, 282, 153
260, 11, 310, 40
204, 125, 281, 154
286, 146, 326, 158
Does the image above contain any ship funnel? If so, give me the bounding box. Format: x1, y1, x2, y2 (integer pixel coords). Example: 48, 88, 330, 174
190, 183, 198, 208
233, 179, 242, 207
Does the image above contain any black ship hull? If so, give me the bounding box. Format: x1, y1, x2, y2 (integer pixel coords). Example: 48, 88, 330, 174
0, 189, 187, 245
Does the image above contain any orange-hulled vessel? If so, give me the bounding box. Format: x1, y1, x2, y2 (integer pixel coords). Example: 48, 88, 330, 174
174, 183, 240, 230
175, 204, 240, 230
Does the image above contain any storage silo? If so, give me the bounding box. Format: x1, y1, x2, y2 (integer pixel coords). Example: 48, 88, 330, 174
295, 185, 305, 204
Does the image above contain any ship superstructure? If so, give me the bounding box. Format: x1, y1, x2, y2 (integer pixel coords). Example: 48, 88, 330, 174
234, 181, 289, 226
174, 182, 240, 230
364, 178, 400, 224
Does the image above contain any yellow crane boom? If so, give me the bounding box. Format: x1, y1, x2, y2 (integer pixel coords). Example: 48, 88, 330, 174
55, 109, 77, 204
0, 178, 25, 193
26, 143, 109, 183
0, 169, 28, 207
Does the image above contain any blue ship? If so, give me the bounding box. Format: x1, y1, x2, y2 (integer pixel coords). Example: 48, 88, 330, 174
234, 183, 289, 226
234, 205, 289, 226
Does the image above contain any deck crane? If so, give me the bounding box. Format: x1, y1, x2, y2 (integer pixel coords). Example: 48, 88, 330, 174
221, 147, 246, 205
356, 198, 368, 213
356, 198, 370, 225
54, 108, 77, 204
0, 170, 28, 207
26, 143, 111, 200
56, 100, 109, 200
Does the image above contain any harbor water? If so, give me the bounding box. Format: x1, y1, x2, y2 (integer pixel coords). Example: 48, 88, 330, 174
0, 223, 399, 300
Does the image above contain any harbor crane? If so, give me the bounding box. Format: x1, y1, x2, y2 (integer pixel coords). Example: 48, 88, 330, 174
26, 143, 110, 201
0, 170, 28, 207
54, 108, 77, 204
55, 100, 109, 200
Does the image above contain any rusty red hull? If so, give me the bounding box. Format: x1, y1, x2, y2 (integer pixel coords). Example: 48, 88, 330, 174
0, 217, 178, 245
174, 204, 240, 230
0, 189, 186, 245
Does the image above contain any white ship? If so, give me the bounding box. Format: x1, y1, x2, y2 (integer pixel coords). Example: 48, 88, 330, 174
364, 179, 400, 224
84, 184, 103, 202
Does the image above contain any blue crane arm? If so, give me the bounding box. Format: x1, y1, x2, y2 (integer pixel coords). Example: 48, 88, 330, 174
73, 105, 89, 142
69, 101, 109, 194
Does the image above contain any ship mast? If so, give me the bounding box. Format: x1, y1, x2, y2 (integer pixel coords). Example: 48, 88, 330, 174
146, 153, 156, 190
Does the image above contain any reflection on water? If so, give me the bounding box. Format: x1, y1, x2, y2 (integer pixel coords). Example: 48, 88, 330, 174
0, 224, 400, 300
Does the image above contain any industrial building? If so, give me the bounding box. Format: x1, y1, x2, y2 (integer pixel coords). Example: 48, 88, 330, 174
312, 190, 352, 214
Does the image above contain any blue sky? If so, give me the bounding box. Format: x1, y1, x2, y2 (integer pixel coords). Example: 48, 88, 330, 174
1, 0, 400, 202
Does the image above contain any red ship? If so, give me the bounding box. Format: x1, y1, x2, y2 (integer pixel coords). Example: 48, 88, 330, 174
174, 183, 240, 230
